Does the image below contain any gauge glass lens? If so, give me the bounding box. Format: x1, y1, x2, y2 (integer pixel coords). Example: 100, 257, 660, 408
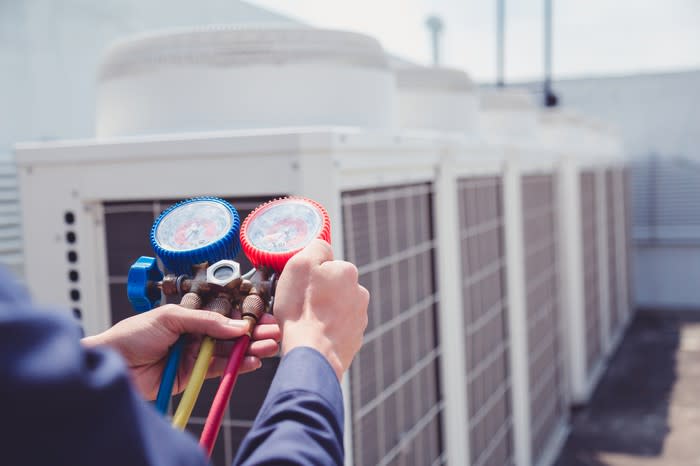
213, 265, 235, 280
247, 201, 322, 253
155, 201, 233, 252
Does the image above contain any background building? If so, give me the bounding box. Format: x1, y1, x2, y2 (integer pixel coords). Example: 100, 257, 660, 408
523, 70, 700, 308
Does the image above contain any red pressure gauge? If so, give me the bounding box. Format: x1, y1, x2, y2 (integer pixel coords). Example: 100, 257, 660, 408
240, 197, 331, 272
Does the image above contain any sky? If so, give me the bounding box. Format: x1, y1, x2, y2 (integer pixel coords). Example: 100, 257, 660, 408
250, 0, 700, 83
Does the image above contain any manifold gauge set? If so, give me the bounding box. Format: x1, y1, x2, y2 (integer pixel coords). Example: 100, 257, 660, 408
126, 196, 331, 457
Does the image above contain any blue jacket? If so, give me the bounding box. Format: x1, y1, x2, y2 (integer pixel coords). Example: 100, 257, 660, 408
0, 268, 344, 465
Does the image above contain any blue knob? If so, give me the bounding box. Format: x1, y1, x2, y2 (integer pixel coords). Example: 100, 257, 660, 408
127, 256, 164, 312
150, 197, 241, 275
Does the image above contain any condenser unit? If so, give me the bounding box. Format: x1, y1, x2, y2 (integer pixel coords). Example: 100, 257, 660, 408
17, 26, 448, 466
16, 25, 631, 466
477, 88, 569, 466
540, 110, 632, 408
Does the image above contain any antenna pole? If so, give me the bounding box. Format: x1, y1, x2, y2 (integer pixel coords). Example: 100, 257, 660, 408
496, 0, 505, 86
544, 0, 558, 106
425, 15, 444, 66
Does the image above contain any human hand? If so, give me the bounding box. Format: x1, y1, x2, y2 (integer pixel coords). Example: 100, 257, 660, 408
273, 239, 370, 380
82, 305, 281, 400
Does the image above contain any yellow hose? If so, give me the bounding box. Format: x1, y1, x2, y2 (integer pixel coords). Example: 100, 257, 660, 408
172, 335, 216, 429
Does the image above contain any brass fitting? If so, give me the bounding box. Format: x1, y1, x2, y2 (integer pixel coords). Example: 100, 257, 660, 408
241, 294, 266, 337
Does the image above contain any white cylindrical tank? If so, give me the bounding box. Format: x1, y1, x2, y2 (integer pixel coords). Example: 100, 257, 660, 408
479, 88, 539, 143
97, 26, 396, 137
395, 66, 478, 133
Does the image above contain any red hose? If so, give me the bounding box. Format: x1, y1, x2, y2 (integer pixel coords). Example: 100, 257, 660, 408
199, 334, 251, 456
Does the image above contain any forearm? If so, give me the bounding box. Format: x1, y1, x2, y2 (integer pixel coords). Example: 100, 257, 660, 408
1, 307, 207, 466
234, 347, 345, 465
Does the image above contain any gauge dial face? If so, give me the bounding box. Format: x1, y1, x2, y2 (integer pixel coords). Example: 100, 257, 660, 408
246, 200, 323, 253
154, 200, 234, 252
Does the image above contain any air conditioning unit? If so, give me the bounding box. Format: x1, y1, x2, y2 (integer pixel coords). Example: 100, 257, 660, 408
16, 26, 631, 466
17, 26, 447, 466
540, 109, 632, 408
17, 126, 450, 465
476, 88, 569, 466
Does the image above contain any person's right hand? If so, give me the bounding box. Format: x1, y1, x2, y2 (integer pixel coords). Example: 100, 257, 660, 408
273, 239, 370, 381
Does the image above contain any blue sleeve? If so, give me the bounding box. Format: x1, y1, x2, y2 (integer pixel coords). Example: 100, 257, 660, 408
0, 268, 207, 466
234, 347, 345, 466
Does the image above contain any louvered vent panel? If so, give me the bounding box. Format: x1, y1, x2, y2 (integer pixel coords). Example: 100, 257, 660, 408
580, 172, 601, 374
623, 168, 634, 314
343, 183, 444, 466
103, 197, 277, 466
457, 176, 514, 466
606, 170, 620, 334
631, 157, 700, 243
521, 174, 567, 464
0, 155, 23, 278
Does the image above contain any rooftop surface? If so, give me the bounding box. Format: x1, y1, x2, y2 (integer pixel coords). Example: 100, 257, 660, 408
556, 309, 700, 465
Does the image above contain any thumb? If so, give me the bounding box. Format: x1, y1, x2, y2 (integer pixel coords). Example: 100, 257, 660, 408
289, 239, 333, 268
156, 305, 250, 339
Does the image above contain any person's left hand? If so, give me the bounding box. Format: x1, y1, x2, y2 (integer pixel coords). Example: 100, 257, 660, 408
82, 304, 281, 400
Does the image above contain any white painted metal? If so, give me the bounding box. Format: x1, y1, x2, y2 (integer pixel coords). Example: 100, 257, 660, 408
480, 89, 539, 144
395, 67, 478, 133
542, 109, 630, 407
433, 144, 470, 466
556, 157, 588, 404
502, 155, 534, 466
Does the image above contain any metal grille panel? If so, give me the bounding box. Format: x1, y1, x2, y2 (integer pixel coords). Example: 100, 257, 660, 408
580, 172, 601, 374
623, 168, 634, 315
104, 197, 278, 466
631, 156, 700, 243
0, 154, 22, 278
458, 176, 514, 466
521, 174, 567, 463
606, 170, 621, 334
343, 183, 443, 466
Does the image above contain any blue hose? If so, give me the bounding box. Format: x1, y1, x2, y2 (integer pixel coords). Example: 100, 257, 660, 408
155, 335, 186, 414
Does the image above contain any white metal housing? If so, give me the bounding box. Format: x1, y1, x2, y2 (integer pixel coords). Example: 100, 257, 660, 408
97, 27, 396, 137
16, 128, 446, 466
540, 110, 632, 407
16, 118, 631, 466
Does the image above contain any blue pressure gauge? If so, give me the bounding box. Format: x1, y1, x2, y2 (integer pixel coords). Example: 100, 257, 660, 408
150, 197, 241, 274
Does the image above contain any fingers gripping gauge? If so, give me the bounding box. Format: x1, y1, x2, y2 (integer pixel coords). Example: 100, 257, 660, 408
240, 197, 331, 272
151, 197, 241, 274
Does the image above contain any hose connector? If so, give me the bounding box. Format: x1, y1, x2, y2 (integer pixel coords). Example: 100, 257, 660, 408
241, 294, 266, 337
